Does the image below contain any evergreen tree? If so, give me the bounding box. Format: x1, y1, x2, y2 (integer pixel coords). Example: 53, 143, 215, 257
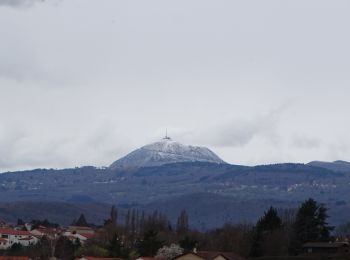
250, 206, 282, 257
36, 236, 52, 259
108, 233, 124, 257
179, 236, 197, 252
104, 205, 118, 226
257, 207, 282, 231
10, 243, 23, 253
31, 219, 59, 229
290, 198, 333, 254
17, 218, 24, 226
54, 236, 75, 260
75, 214, 88, 226
137, 230, 163, 257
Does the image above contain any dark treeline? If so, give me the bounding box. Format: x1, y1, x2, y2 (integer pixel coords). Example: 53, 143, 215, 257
2, 198, 338, 259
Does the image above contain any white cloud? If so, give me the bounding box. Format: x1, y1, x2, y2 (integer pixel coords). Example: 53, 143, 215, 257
0, 0, 350, 170
0, 0, 44, 7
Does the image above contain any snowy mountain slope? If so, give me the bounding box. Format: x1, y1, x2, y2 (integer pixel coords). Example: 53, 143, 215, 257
109, 137, 226, 169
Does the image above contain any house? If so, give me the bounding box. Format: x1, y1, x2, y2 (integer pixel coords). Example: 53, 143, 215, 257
0, 219, 8, 228
65, 226, 95, 245
30, 226, 60, 240
0, 237, 8, 250
63, 231, 88, 244
0, 228, 38, 249
79, 232, 95, 240
302, 241, 350, 257
0, 257, 31, 260
75, 257, 122, 260
175, 251, 245, 260
67, 226, 95, 235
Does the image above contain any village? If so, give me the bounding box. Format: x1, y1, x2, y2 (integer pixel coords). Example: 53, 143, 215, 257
0, 221, 95, 255
0, 221, 348, 260
0, 217, 248, 260
0, 199, 348, 260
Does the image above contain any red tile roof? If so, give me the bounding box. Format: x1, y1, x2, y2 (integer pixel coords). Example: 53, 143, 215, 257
80, 233, 95, 239
197, 251, 245, 260
0, 228, 31, 236
175, 252, 245, 260
76, 257, 122, 260
69, 226, 93, 230
18, 237, 33, 241
0, 257, 30, 260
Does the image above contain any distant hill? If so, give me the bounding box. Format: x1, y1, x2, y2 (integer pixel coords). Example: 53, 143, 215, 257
144, 191, 350, 229
0, 192, 347, 230
1, 136, 350, 228
0, 201, 111, 225
144, 193, 299, 230
0, 161, 349, 227
307, 160, 350, 173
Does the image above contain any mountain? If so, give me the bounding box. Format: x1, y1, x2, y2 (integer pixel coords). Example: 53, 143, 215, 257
0, 137, 350, 228
0, 161, 349, 228
110, 137, 225, 169
307, 160, 350, 173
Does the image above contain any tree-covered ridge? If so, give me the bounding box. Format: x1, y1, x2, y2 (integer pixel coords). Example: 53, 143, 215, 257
0, 161, 350, 228
1, 198, 343, 260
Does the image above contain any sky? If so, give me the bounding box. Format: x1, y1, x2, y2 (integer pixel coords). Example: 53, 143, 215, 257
0, 0, 350, 171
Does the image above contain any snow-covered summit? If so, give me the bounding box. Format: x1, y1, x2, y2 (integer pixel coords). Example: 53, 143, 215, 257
109, 137, 226, 169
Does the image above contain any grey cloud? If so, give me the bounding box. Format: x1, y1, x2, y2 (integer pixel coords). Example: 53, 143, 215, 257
0, 114, 133, 172
205, 106, 288, 148
0, 0, 44, 7
1, 1, 350, 170
292, 136, 322, 149
326, 141, 350, 162
208, 119, 267, 147
174, 106, 287, 149
0, 126, 26, 170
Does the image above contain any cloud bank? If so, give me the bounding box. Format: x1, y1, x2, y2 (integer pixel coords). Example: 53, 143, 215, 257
1, 0, 350, 171
0, 0, 44, 7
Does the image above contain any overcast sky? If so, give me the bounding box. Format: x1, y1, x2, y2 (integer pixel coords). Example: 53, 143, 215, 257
0, 0, 350, 171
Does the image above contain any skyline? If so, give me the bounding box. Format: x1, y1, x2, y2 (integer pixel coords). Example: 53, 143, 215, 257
1, 0, 350, 171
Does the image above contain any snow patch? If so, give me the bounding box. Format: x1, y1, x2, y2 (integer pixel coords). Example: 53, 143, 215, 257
110, 138, 225, 169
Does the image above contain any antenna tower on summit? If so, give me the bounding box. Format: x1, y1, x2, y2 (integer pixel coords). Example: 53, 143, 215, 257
164, 128, 171, 140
